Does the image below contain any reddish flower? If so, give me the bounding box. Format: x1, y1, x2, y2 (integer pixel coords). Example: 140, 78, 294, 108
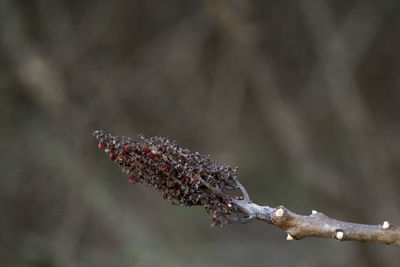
93, 130, 239, 226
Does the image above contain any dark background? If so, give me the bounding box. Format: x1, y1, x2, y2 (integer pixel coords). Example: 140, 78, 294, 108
1, 0, 400, 266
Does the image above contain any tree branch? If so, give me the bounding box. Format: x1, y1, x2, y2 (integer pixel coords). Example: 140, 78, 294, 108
93, 130, 400, 247
231, 201, 400, 246
233, 176, 251, 202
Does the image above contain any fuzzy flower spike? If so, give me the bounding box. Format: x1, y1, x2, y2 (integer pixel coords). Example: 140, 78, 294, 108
93, 130, 251, 226
93, 130, 400, 246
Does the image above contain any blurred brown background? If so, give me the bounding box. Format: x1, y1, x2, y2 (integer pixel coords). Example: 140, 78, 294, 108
1, 0, 400, 266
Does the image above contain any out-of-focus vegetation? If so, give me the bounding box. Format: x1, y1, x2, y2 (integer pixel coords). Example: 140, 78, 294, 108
1, 0, 399, 266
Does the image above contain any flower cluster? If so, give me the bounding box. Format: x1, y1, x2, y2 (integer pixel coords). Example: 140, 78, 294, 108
93, 130, 241, 226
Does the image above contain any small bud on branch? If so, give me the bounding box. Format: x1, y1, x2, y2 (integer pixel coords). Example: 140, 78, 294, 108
93, 130, 400, 246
